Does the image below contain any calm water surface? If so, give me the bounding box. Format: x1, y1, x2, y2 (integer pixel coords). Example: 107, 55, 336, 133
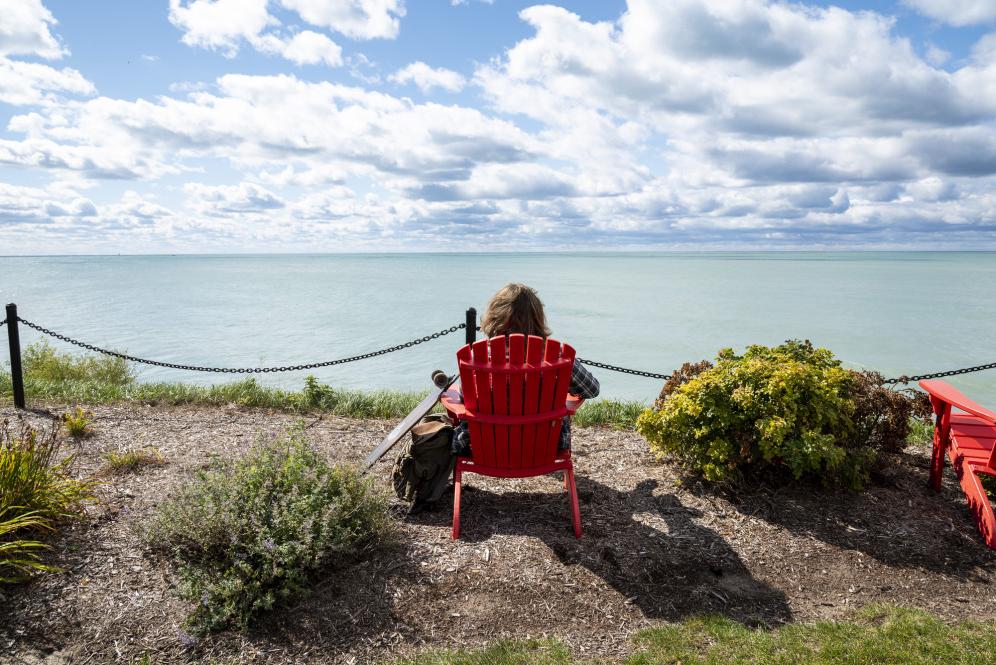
1, 252, 994, 404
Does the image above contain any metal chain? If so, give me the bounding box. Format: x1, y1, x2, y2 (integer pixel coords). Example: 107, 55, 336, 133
883, 362, 996, 385
16, 316, 465, 374
10, 314, 995, 384
473, 326, 672, 379
576, 358, 672, 380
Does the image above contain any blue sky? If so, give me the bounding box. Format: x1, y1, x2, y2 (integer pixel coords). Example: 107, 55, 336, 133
2, 0, 996, 253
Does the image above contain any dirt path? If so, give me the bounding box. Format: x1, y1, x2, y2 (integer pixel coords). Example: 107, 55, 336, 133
2, 404, 994, 664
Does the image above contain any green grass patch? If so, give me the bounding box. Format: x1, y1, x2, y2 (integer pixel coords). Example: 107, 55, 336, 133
394, 639, 571, 665
630, 604, 996, 664
906, 417, 934, 448
144, 424, 392, 633
103, 447, 166, 475
397, 606, 996, 665
2, 343, 646, 427
1, 419, 98, 582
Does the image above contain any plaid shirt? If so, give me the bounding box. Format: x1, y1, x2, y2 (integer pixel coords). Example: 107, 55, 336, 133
452, 360, 600, 456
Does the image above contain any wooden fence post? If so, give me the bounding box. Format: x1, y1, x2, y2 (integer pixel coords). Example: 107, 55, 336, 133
6, 303, 25, 410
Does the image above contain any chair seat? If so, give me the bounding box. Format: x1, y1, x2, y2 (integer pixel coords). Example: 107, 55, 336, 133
950, 414, 996, 470
456, 450, 573, 479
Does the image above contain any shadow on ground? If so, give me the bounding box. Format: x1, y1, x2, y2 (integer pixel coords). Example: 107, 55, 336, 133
411, 476, 793, 627
681, 451, 996, 580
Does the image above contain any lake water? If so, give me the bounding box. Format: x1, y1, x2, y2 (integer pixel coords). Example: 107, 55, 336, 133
1, 252, 994, 404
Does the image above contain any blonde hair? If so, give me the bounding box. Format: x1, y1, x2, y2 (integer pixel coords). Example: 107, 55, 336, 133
481, 283, 552, 338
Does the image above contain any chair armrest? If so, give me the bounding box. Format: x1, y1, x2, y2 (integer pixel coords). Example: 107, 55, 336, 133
440, 388, 467, 420
920, 379, 996, 423
566, 394, 584, 416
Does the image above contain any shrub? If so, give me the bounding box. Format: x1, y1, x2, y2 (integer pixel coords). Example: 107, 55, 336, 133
848, 370, 932, 453
145, 425, 391, 633
0, 419, 98, 582
61, 407, 94, 439
637, 341, 927, 488
103, 447, 165, 475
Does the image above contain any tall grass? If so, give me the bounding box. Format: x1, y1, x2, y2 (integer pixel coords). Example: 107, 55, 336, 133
0, 419, 98, 582
2, 342, 648, 427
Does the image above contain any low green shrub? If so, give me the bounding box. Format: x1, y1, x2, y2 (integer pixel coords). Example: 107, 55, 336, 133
637, 341, 930, 488
103, 447, 166, 475
61, 406, 94, 439
0, 419, 98, 582
145, 425, 391, 633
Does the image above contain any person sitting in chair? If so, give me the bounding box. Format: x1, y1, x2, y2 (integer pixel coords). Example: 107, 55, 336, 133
452, 283, 600, 456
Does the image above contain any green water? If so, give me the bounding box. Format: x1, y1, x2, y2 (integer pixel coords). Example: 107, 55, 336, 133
1, 252, 993, 403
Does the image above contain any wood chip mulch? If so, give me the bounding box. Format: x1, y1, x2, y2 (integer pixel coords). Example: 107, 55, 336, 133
1, 403, 993, 664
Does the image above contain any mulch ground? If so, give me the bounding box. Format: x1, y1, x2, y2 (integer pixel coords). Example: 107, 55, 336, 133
1, 403, 994, 664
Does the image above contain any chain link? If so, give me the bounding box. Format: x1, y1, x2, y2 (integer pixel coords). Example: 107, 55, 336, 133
883, 362, 996, 385
16, 316, 465, 374
576, 358, 672, 380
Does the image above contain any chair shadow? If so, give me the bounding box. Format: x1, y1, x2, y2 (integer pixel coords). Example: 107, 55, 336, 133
680, 451, 996, 580
411, 476, 792, 627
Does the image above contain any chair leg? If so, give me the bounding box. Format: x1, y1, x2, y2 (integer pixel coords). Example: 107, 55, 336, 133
451, 467, 462, 540
960, 466, 996, 550
929, 403, 949, 492
565, 466, 582, 538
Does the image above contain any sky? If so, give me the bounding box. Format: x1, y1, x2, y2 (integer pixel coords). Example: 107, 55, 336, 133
1, 0, 996, 254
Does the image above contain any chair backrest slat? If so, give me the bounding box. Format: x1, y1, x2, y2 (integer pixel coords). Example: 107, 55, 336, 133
535, 339, 562, 466
459, 334, 573, 469
471, 339, 495, 468
507, 334, 526, 468
521, 335, 544, 469
489, 336, 510, 468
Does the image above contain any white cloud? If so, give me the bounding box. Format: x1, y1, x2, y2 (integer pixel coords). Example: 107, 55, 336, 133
168, 0, 274, 55
0, 57, 94, 105
253, 29, 343, 66
167, 0, 394, 67
925, 43, 950, 66
278, 0, 406, 40
904, 0, 996, 26
278, 30, 342, 66
390, 61, 465, 92
185, 182, 285, 215
0, 0, 66, 59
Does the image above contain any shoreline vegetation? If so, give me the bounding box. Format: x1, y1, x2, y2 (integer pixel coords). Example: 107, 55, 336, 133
0, 341, 647, 428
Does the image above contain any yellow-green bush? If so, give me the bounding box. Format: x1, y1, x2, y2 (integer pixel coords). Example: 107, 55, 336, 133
637, 341, 884, 487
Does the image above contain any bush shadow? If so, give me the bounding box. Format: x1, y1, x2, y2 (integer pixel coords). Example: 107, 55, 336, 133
681, 450, 996, 579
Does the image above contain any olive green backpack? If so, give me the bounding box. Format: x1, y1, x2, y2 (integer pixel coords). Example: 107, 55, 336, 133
392, 414, 456, 513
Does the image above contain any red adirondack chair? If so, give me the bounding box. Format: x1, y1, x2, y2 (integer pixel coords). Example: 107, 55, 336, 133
920, 379, 996, 549
440, 334, 584, 539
